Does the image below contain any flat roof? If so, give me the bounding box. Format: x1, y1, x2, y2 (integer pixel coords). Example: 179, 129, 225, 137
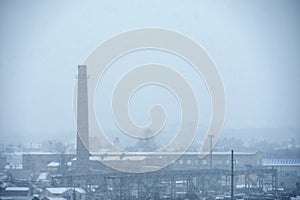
5, 187, 30, 191
89, 151, 258, 156
46, 187, 86, 194
263, 159, 300, 166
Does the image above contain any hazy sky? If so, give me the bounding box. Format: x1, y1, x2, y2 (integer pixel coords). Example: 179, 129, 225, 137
0, 0, 299, 144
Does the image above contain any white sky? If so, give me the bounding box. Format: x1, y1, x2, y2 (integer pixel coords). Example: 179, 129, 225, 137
0, 0, 299, 143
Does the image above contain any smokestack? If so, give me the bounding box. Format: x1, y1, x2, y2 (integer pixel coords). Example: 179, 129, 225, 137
76, 65, 89, 175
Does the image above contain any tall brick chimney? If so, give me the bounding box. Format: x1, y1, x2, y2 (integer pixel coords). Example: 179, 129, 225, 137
76, 65, 89, 175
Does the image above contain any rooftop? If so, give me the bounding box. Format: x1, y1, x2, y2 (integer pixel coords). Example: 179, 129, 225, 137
36, 172, 48, 181
262, 159, 300, 166
46, 187, 86, 194
5, 187, 30, 191
47, 162, 60, 167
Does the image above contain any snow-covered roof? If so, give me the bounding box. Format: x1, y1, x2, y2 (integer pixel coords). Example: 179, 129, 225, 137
0, 197, 33, 200
6, 152, 53, 156
5, 187, 30, 191
47, 162, 60, 167
263, 159, 300, 166
46, 187, 69, 194
89, 151, 258, 156
5, 152, 74, 156
89, 156, 98, 161
37, 172, 48, 181
71, 151, 259, 162
46, 187, 86, 194
44, 198, 67, 200
74, 188, 86, 194
101, 156, 146, 161
123, 156, 146, 161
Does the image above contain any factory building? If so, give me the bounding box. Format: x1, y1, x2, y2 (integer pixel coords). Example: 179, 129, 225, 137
263, 158, 300, 189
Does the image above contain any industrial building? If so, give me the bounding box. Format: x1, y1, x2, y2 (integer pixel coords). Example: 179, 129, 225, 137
263, 158, 300, 189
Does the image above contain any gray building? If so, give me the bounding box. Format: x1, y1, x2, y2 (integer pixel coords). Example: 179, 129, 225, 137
0, 153, 6, 170
22, 153, 74, 172
263, 158, 300, 189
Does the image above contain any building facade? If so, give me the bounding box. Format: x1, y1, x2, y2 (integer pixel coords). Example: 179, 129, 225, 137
263, 158, 300, 189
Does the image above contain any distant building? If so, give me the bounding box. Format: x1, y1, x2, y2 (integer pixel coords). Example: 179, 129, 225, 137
169, 151, 264, 170
263, 158, 300, 189
0, 171, 11, 183
22, 153, 75, 172
87, 151, 264, 172
36, 172, 51, 188
47, 162, 60, 172
2, 186, 31, 196
6, 169, 33, 182
0, 153, 6, 170
40, 187, 86, 200
5, 152, 23, 169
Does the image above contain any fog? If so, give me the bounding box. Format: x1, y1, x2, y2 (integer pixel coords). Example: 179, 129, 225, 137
1, 1, 300, 199
0, 0, 299, 144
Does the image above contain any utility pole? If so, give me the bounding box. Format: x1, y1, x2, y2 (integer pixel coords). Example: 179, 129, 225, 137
73, 184, 76, 200
231, 150, 234, 200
